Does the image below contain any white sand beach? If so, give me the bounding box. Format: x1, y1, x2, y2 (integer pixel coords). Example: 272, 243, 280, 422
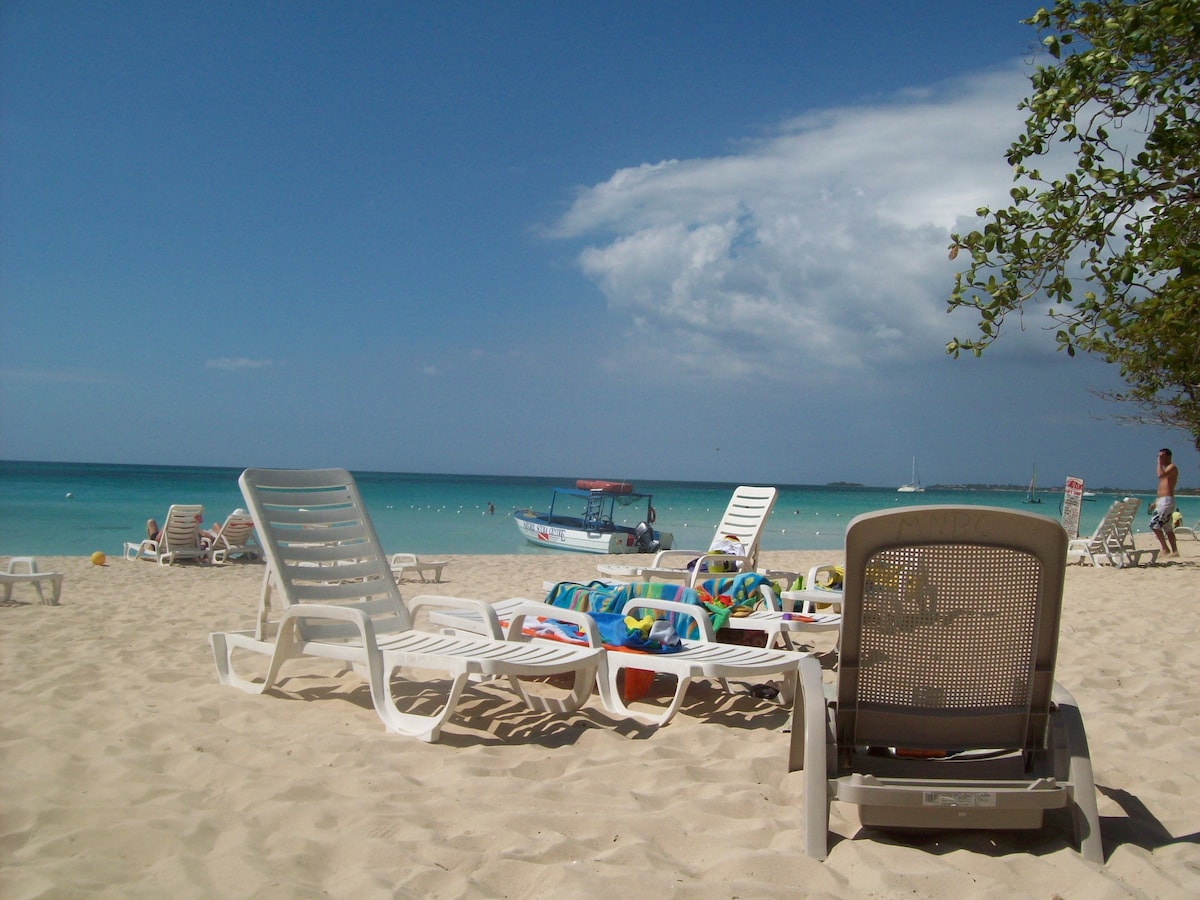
2, 541, 1199, 898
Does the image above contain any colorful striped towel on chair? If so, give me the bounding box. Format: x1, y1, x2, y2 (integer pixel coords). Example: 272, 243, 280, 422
621, 581, 705, 640
694, 572, 770, 630
543, 580, 706, 639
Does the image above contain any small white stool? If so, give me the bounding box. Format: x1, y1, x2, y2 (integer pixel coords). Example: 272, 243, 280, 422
2, 557, 64, 606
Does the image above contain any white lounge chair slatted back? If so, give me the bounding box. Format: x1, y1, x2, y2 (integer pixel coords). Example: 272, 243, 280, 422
161, 504, 205, 555
213, 513, 257, 556
1068, 497, 1149, 566
239, 468, 414, 640
710, 486, 778, 566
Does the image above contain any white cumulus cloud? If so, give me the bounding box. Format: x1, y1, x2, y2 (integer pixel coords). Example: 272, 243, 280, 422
552, 64, 1054, 381
206, 358, 276, 371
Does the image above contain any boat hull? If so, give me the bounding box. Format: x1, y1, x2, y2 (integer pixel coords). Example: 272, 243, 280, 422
514, 511, 672, 554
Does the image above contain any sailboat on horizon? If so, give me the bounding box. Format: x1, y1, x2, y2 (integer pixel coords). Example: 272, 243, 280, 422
897, 457, 925, 493
1023, 464, 1043, 504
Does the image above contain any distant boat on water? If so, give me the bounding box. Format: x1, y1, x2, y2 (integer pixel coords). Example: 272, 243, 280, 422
513, 480, 672, 554
1023, 465, 1043, 504
898, 457, 925, 493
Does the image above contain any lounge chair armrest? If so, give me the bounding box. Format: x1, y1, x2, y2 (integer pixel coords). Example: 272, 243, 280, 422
805, 563, 841, 589
649, 549, 702, 567
407, 594, 503, 637
124, 539, 158, 560
619, 597, 716, 642
759, 582, 781, 612
788, 655, 829, 772
503, 600, 603, 646
277, 602, 381, 650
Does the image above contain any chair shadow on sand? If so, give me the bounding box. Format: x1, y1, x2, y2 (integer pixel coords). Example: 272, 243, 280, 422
1095, 785, 1200, 853
242, 661, 798, 746
251, 667, 652, 746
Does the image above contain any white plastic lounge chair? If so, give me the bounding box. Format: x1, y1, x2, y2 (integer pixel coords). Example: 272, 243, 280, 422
1176, 515, 1198, 540
1067, 497, 1155, 567
209, 510, 261, 563
531, 575, 841, 653
781, 563, 845, 613
209, 468, 602, 742
1, 557, 63, 606
389, 552, 448, 583
1110, 498, 1159, 566
434, 575, 835, 653
504, 596, 808, 727
431, 578, 809, 726
605, 486, 778, 587
123, 504, 207, 566
788, 505, 1102, 863
719, 580, 840, 651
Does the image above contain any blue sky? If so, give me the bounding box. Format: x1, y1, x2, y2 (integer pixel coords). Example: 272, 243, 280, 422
2, 1, 1194, 491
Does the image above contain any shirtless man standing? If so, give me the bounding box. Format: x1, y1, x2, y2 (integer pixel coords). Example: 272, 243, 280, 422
1150, 448, 1179, 557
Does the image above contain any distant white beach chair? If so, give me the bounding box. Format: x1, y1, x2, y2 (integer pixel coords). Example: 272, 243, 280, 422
601, 485, 778, 587
209, 510, 261, 563
1, 557, 63, 606
1067, 497, 1156, 567
123, 504, 208, 566
389, 552, 447, 583
1173, 514, 1197, 541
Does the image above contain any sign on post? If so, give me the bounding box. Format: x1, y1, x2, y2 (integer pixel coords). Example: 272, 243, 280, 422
1062, 476, 1085, 538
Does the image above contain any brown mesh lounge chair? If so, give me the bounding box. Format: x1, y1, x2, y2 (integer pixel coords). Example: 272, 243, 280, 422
788, 505, 1102, 862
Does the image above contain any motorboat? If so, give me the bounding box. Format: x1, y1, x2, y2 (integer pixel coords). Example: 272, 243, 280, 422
513, 480, 673, 554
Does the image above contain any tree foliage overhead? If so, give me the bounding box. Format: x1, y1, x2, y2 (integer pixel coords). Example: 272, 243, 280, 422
948, 0, 1200, 450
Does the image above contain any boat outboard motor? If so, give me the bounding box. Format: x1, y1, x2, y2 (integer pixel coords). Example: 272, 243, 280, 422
634, 520, 660, 553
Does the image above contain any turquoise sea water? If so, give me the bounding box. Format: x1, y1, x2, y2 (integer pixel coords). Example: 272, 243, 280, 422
1, 460, 1188, 558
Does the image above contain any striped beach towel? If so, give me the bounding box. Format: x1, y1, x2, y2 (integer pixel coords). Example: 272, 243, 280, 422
694, 572, 770, 630
543, 580, 706, 639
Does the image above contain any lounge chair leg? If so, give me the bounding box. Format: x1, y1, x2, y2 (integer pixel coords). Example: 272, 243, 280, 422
1053, 687, 1104, 863
506, 660, 597, 715
595, 661, 690, 727
210, 629, 292, 696
377, 668, 471, 742
791, 658, 832, 860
